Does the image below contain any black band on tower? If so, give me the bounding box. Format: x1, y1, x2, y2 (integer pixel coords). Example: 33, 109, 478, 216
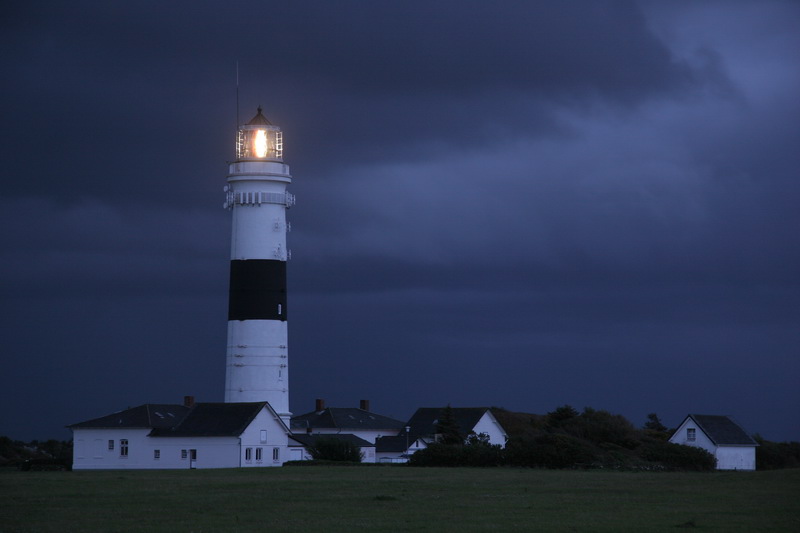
228, 259, 287, 321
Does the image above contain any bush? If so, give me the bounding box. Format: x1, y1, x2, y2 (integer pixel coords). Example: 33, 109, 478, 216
560, 408, 640, 450
755, 436, 800, 470
529, 434, 596, 468
408, 443, 463, 467
640, 440, 716, 471
505, 434, 596, 469
409, 434, 503, 467
307, 438, 362, 462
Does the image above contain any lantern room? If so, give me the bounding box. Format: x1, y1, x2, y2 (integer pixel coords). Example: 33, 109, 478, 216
236, 106, 283, 160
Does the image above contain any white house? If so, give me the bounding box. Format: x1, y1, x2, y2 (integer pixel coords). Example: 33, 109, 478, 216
669, 414, 758, 471
69, 399, 290, 469
375, 434, 429, 463
290, 399, 406, 444
375, 407, 508, 463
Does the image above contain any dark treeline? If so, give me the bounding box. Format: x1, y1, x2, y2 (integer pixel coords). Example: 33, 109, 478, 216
0, 437, 72, 470
409, 406, 800, 471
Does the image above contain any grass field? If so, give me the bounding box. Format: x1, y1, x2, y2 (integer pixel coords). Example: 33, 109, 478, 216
1, 466, 798, 532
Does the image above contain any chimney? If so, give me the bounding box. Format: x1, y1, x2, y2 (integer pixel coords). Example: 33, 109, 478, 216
183, 395, 195, 408
360, 399, 370, 411
315, 398, 325, 412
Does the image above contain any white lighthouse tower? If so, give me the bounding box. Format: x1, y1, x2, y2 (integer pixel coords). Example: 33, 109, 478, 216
223, 106, 294, 423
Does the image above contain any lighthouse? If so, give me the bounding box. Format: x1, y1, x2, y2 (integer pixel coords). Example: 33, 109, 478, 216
223, 106, 294, 423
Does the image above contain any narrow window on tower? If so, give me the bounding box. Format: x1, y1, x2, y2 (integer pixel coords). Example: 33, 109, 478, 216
278, 303, 282, 315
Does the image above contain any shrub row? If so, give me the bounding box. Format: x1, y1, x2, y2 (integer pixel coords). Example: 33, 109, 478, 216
409, 435, 716, 471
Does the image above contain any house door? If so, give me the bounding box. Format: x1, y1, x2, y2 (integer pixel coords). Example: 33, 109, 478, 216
189, 449, 197, 469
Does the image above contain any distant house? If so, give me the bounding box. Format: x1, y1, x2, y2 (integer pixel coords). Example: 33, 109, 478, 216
375, 407, 507, 463
375, 434, 428, 463
69, 399, 290, 469
289, 433, 376, 463
669, 414, 758, 470
290, 399, 406, 444
406, 407, 508, 446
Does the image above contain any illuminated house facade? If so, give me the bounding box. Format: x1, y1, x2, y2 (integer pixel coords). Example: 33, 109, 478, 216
70, 399, 290, 470
669, 414, 758, 470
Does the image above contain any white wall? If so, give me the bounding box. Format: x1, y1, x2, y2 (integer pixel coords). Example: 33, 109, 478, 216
715, 446, 756, 471
143, 436, 240, 469
239, 407, 290, 467
73, 428, 241, 470
471, 411, 507, 447
670, 418, 716, 451
73, 428, 153, 470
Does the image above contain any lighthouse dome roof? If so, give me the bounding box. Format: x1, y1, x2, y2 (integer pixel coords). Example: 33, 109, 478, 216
246, 106, 272, 126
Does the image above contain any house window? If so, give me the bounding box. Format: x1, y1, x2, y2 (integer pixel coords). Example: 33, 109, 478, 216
154, 450, 160, 460
181, 449, 188, 460
273, 447, 280, 461
687, 428, 696, 442
108, 440, 114, 451
260, 430, 267, 443
245, 447, 252, 462
120, 439, 129, 457
256, 448, 263, 461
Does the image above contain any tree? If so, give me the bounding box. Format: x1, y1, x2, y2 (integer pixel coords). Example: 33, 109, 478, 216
644, 413, 668, 433
545, 405, 579, 428
435, 405, 463, 445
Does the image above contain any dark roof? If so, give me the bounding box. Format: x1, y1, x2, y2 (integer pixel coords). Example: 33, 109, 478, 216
68, 404, 189, 429
70, 402, 284, 438
246, 106, 272, 126
405, 407, 496, 441
150, 402, 269, 437
375, 435, 411, 453
291, 408, 405, 432
687, 415, 758, 446
289, 434, 374, 448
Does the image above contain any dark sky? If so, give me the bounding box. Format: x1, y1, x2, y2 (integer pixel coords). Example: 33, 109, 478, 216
2, 1, 799, 442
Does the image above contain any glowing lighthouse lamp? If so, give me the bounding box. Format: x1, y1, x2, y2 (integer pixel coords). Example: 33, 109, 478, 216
224, 106, 294, 424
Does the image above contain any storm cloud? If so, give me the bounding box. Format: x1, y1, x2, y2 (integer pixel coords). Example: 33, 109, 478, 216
1, 1, 798, 441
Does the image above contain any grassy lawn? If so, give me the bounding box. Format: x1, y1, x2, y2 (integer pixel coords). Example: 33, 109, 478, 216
1, 466, 798, 532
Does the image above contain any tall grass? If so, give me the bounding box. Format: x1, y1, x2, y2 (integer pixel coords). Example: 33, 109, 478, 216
1, 466, 798, 531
